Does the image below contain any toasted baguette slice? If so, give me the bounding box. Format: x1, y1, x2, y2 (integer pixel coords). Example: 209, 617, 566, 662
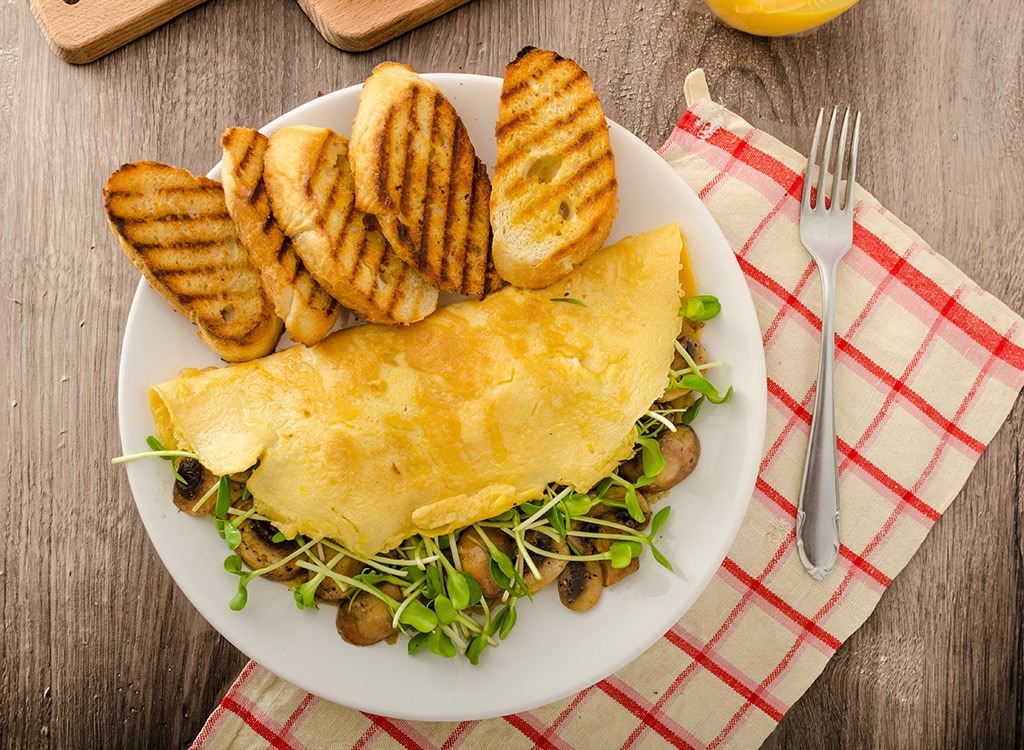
263, 125, 438, 324
490, 47, 619, 289
221, 127, 341, 345
104, 161, 283, 362
349, 62, 502, 297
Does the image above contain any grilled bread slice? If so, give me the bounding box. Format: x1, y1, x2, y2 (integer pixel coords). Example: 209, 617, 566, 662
490, 47, 619, 289
221, 127, 341, 345
262, 125, 438, 324
104, 161, 283, 362
349, 62, 502, 297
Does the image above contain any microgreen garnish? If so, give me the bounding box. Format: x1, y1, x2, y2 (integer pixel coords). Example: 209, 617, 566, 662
111, 437, 198, 484
676, 374, 733, 404
681, 295, 721, 321
550, 297, 587, 306
144, 436, 188, 483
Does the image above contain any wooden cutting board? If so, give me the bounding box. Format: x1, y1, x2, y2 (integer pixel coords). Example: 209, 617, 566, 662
295, 0, 475, 52
29, 0, 475, 64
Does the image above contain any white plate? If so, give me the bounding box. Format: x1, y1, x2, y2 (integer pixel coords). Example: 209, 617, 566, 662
118, 74, 767, 722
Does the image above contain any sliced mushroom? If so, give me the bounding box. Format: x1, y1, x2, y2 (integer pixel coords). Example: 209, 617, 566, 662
336, 582, 402, 646
677, 335, 708, 368
557, 560, 603, 611
616, 452, 644, 485
647, 425, 700, 492
601, 554, 639, 587
172, 458, 218, 516
310, 548, 365, 603
660, 335, 709, 402
236, 519, 306, 582
584, 499, 645, 588
591, 487, 650, 530
457, 526, 513, 599
521, 530, 569, 593
588, 532, 640, 587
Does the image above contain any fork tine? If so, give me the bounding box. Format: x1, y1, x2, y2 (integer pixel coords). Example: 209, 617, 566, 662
831, 108, 851, 211
802, 108, 824, 209
844, 112, 862, 214
816, 107, 838, 210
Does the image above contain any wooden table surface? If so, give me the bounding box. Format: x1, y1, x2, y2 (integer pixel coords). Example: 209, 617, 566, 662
3, 0, 1022, 747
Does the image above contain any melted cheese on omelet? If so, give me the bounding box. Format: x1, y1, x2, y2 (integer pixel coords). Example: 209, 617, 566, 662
150, 224, 691, 556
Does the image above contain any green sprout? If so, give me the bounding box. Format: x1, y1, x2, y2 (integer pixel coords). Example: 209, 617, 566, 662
680, 295, 721, 321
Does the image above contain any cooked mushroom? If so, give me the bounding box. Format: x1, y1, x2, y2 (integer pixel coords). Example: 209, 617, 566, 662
646, 425, 700, 492
591, 486, 650, 530
172, 458, 218, 516
236, 519, 306, 582
336, 582, 402, 646
310, 548, 365, 603
557, 560, 603, 611
659, 335, 709, 402
521, 530, 569, 593
677, 335, 708, 368
457, 526, 514, 599
588, 532, 640, 587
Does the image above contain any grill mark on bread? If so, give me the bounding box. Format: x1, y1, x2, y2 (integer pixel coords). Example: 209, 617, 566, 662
509, 149, 613, 225
496, 66, 589, 139
378, 105, 399, 209
116, 211, 232, 226
235, 131, 257, 175
399, 88, 421, 228
332, 203, 357, 263
351, 229, 370, 279
574, 175, 617, 213
417, 90, 446, 272
321, 162, 347, 232
438, 111, 464, 287
131, 239, 225, 252
384, 262, 409, 317
307, 131, 332, 201
494, 97, 602, 175
105, 184, 225, 199
249, 177, 266, 207
453, 153, 481, 290
445, 139, 472, 290
276, 235, 293, 263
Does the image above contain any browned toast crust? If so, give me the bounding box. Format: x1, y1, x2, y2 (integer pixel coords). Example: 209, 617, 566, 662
490, 48, 619, 289
221, 127, 341, 345
350, 63, 502, 297
263, 126, 438, 324
104, 161, 282, 361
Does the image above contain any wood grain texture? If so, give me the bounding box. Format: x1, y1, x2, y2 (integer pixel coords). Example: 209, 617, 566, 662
1, 0, 1021, 747
27, 0, 209, 64
297, 0, 477, 52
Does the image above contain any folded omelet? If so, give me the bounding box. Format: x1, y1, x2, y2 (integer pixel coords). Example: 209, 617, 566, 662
150, 223, 693, 556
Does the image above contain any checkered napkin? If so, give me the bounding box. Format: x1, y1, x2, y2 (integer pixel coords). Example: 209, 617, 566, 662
190, 70, 1024, 749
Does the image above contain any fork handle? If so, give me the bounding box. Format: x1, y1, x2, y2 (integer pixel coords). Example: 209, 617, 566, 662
796, 263, 841, 581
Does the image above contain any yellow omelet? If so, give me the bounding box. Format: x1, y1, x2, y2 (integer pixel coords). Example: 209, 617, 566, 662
150, 223, 693, 556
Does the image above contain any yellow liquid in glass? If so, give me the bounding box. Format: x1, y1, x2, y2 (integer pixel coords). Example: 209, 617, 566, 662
703, 0, 861, 36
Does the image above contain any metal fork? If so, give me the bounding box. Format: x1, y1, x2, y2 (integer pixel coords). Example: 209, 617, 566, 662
795, 107, 862, 581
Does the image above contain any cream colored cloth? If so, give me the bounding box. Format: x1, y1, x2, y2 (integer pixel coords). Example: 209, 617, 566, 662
192, 71, 1024, 749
